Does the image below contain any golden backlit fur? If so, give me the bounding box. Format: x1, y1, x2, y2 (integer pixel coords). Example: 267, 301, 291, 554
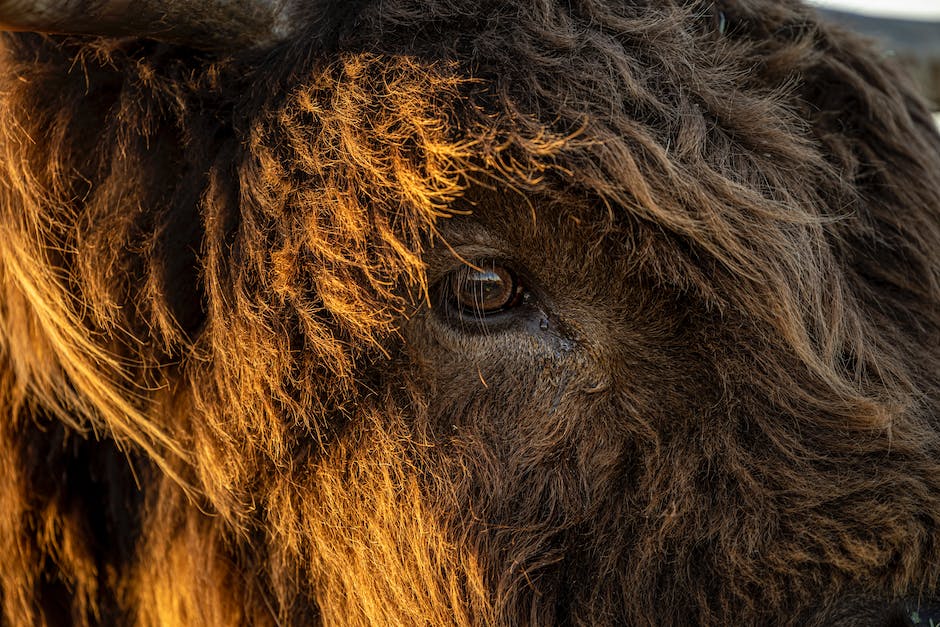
1, 0, 939, 624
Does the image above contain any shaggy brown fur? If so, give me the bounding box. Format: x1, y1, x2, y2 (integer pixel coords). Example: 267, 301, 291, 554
1, 0, 939, 625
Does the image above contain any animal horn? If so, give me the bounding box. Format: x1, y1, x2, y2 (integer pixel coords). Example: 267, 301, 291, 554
0, 0, 296, 49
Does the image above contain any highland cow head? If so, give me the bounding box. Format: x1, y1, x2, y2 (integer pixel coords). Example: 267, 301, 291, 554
0, 1, 939, 625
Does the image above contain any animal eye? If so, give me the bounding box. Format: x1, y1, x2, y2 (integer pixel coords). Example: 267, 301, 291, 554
445, 262, 524, 318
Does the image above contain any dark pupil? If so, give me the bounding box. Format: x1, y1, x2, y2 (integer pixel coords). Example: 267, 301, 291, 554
454, 267, 514, 313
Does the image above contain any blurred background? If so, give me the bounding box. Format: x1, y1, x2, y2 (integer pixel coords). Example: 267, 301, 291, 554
810, 0, 940, 120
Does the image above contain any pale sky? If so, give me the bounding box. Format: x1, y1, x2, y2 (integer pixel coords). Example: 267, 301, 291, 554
809, 0, 940, 19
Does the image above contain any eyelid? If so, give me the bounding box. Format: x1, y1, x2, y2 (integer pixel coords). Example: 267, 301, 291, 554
424, 245, 510, 285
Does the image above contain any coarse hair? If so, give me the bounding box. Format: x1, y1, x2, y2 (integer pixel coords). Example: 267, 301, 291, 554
1, 0, 939, 624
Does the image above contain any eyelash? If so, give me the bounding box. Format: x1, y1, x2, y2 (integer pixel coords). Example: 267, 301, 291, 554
435, 260, 531, 325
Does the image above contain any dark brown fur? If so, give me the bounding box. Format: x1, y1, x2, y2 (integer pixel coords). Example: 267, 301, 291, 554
1, 1, 939, 625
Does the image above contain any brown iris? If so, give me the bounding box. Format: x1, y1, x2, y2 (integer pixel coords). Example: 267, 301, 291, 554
450, 263, 521, 317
